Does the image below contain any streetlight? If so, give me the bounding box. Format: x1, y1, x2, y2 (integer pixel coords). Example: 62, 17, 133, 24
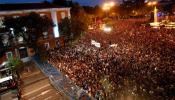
102, 1, 115, 11
147, 1, 157, 6
101, 2, 115, 32
102, 1, 115, 19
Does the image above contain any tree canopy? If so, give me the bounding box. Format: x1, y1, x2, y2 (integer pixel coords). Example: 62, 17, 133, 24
3, 12, 53, 46
58, 3, 92, 42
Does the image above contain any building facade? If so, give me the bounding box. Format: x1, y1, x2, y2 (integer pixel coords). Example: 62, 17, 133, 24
0, 3, 71, 64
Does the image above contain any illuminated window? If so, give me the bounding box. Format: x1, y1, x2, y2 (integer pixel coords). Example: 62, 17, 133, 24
43, 32, 48, 38
40, 13, 46, 16
44, 42, 50, 50
13, 16, 19, 18
0, 17, 5, 28
9, 28, 14, 36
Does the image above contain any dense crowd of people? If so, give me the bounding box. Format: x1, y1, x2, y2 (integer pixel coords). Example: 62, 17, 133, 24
48, 19, 175, 100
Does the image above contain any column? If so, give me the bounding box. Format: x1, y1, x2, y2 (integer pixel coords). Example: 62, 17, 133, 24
51, 9, 59, 38
68, 8, 71, 19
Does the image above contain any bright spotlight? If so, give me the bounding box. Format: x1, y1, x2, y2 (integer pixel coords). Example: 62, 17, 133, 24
109, 2, 115, 7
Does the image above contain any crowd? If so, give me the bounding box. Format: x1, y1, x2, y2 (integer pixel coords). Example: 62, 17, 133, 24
48, 19, 175, 100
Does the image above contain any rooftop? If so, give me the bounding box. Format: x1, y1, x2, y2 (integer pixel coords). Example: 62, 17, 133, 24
0, 3, 63, 11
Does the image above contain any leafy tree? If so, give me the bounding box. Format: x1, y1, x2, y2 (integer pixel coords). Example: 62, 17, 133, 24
7, 57, 24, 78
52, 0, 72, 7
83, 6, 95, 15
120, 0, 147, 17
58, 2, 92, 42
59, 17, 71, 40
37, 42, 49, 62
71, 11, 92, 40
3, 12, 53, 46
94, 5, 103, 18
71, 2, 83, 15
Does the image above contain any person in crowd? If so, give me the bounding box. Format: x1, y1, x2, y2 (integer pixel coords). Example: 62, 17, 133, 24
48, 19, 175, 100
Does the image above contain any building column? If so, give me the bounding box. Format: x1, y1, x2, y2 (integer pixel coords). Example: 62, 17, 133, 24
51, 9, 59, 38
68, 9, 71, 19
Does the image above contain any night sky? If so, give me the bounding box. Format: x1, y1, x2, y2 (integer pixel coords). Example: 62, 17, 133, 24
0, 0, 121, 6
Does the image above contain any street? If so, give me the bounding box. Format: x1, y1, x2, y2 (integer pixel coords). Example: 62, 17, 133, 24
20, 62, 68, 100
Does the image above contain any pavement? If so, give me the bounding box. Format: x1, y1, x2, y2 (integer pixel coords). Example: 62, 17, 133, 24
0, 89, 18, 100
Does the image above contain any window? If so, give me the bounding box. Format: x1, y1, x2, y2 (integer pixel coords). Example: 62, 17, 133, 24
61, 12, 66, 19
44, 43, 50, 50
0, 17, 5, 28
13, 16, 19, 18
43, 32, 48, 39
19, 47, 28, 59
40, 13, 46, 17
6, 52, 13, 59
18, 36, 24, 43
9, 28, 14, 36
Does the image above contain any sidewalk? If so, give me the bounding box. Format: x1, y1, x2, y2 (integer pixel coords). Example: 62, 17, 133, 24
0, 89, 18, 100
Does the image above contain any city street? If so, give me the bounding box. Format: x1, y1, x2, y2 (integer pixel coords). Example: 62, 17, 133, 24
0, 0, 175, 99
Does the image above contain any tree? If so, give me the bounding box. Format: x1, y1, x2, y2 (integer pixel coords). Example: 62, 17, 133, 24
71, 2, 83, 15
52, 0, 72, 7
71, 10, 92, 40
59, 17, 71, 40
94, 5, 103, 18
3, 12, 53, 46
7, 57, 23, 72
59, 13, 92, 42
83, 6, 95, 15
120, 0, 146, 17
57, 2, 92, 42
7, 57, 24, 80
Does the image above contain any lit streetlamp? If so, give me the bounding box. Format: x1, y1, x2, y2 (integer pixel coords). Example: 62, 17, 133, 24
147, 1, 157, 6
101, 1, 115, 32
102, 2, 115, 11
102, 2, 115, 18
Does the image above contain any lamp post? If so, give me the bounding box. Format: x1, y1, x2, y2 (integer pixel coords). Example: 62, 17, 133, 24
102, 2, 115, 11
101, 2, 115, 33
102, 2, 115, 18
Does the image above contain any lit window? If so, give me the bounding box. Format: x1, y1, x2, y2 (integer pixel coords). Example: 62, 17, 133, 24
40, 13, 46, 17
43, 32, 48, 38
13, 16, 19, 18
0, 17, 5, 28
44, 43, 50, 50
9, 28, 14, 36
